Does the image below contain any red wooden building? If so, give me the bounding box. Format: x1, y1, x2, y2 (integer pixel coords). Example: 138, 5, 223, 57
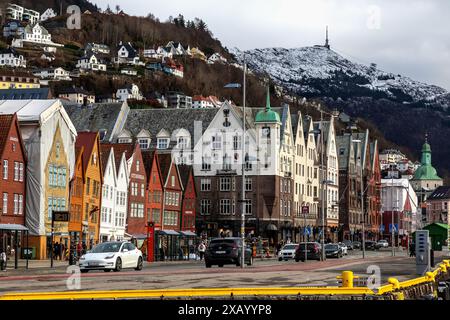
142, 150, 163, 229
158, 154, 183, 231
178, 165, 197, 232
0, 114, 27, 256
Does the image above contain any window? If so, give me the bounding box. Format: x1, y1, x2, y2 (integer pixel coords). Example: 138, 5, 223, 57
19, 162, 23, 182
2, 193, 7, 214
13, 194, 18, 214
92, 152, 97, 166
171, 176, 175, 187
212, 134, 222, 150
157, 138, 169, 149
48, 197, 52, 219
18, 194, 23, 215
14, 162, 19, 181
118, 138, 131, 143
233, 135, 241, 150
152, 209, 161, 223
202, 156, 211, 171
220, 177, 231, 191
245, 177, 252, 191
55, 142, 60, 159
200, 199, 211, 215
3, 160, 8, 180
245, 200, 252, 215
86, 177, 91, 195
136, 160, 140, 172
280, 199, 283, 216
177, 137, 188, 149
220, 199, 231, 215
138, 138, 149, 150
223, 155, 231, 171
141, 184, 145, 197
200, 178, 211, 191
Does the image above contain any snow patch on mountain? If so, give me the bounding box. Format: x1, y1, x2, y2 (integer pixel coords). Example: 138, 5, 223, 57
231, 46, 448, 103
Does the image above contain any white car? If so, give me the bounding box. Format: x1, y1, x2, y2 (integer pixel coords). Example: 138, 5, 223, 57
338, 243, 348, 255
79, 241, 143, 273
278, 243, 299, 261
376, 240, 389, 248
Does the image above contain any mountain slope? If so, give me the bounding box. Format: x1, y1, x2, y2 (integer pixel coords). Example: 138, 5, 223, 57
232, 46, 450, 181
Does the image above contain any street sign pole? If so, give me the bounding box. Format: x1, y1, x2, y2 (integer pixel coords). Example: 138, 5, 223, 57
50, 210, 54, 268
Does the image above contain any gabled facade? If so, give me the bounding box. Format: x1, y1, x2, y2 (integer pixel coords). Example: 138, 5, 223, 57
0, 47, 26, 68
75, 132, 103, 248
158, 154, 183, 231
0, 100, 77, 260
292, 112, 319, 242
76, 53, 107, 72
0, 114, 26, 225
69, 146, 84, 247
98, 144, 128, 241
314, 118, 339, 241
40, 8, 57, 21
178, 165, 197, 232
142, 151, 163, 229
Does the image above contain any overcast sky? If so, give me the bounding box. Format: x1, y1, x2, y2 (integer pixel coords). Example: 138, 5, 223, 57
91, 0, 450, 90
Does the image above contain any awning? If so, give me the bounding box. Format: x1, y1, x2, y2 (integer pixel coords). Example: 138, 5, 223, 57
266, 224, 278, 231
0, 224, 28, 231
158, 230, 180, 236
179, 231, 197, 237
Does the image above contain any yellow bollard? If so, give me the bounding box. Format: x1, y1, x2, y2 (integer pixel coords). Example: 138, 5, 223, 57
336, 271, 359, 288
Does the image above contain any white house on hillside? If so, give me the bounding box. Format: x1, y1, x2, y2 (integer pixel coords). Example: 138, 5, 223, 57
0, 47, 26, 68
116, 84, 143, 102
12, 23, 63, 50
115, 42, 141, 65
76, 53, 107, 72
40, 8, 57, 21
33, 67, 71, 81
207, 53, 227, 64
7, 3, 40, 24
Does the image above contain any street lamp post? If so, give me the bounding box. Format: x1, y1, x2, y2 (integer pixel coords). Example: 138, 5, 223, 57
224, 59, 247, 269
352, 139, 365, 259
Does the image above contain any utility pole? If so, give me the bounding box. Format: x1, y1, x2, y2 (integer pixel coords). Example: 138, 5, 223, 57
320, 108, 325, 261
391, 175, 395, 257
240, 59, 247, 269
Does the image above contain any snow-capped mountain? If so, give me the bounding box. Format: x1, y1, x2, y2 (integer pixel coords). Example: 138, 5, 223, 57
231, 46, 449, 105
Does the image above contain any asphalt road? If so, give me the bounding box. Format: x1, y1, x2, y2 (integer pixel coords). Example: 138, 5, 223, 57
0, 248, 447, 294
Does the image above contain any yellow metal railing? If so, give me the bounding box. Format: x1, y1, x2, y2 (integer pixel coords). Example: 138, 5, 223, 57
0, 259, 448, 300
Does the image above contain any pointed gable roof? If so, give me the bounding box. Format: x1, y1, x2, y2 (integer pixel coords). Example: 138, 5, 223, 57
76, 132, 97, 170
0, 113, 26, 160
157, 153, 173, 183
101, 142, 135, 172
177, 164, 193, 191
99, 143, 113, 174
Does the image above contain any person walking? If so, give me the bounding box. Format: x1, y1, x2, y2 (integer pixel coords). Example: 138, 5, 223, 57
77, 242, 82, 258
198, 242, 206, 261
0, 249, 6, 271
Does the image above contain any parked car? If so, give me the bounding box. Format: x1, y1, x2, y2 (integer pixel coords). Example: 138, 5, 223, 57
353, 241, 361, 249
294, 242, 322, 262
364, 240, 377, 250
343, 240, 354, 250
376, 240, 389, 248
325, 244, 343, 258
278, 243, 299, 261
338, 242, 348, 255
204, 237, 253, 268
79, 241, 143, 273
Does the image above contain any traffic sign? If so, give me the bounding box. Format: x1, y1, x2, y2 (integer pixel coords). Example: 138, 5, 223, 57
389, 224, 398, 233
52, 211, 70, 222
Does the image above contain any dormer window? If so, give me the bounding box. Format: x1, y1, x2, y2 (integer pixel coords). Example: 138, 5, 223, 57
118, 138, 132, 143
138, 138, 150, 150
177, 137, 188, 149
157, 138, 169, 149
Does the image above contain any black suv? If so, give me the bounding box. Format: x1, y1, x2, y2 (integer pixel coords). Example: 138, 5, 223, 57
294, 242, 322, 262
204, 238, 253, 268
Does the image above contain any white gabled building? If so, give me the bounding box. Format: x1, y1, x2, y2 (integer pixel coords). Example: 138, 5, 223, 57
40, 8, 57, 21
76, 53, 107, 72
207, 53, 227, 64
33, 67, 71, 81
12, 23, 63, 49
115, 42, 141, 65
99, 145, 129, 242
116, 84, 143, 102
0, 47, 26, 68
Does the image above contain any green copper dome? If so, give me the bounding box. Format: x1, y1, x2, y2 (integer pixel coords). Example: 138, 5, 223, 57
255, 87, 281, 123
413, 139, 441, 180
